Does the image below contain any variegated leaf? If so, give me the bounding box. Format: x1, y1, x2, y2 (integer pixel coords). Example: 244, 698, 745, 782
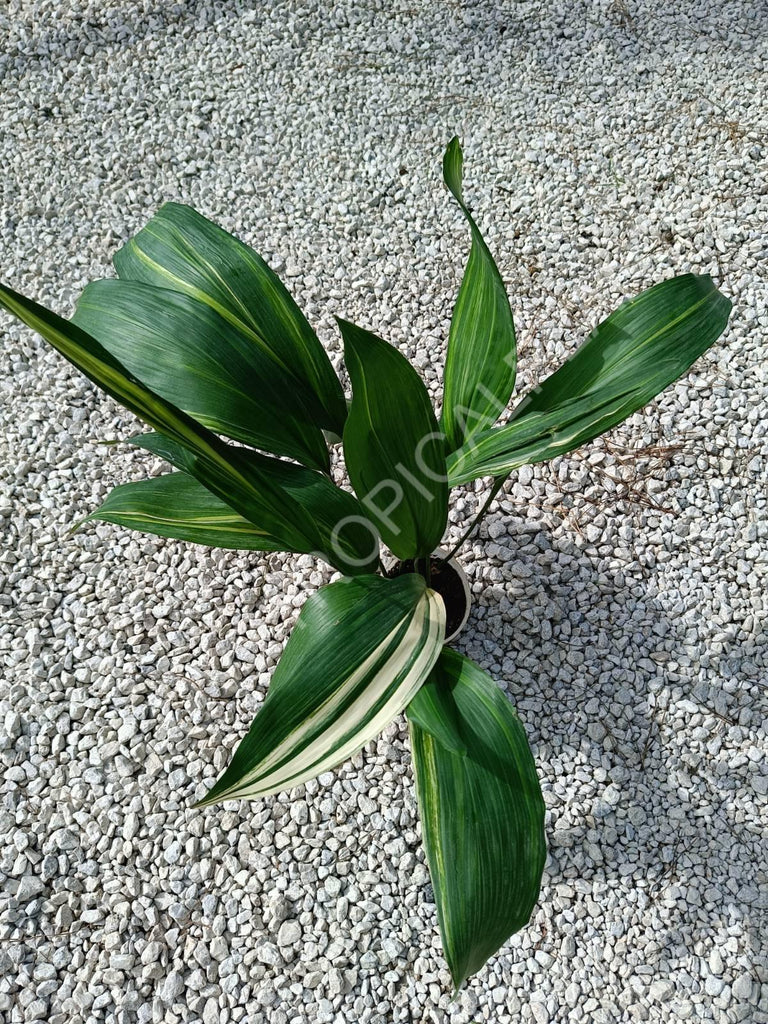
440, 137, 517, 452
448, 274, 731, 485
406, 667, 467, 755
198, 574, 446, 805
83, 472, 285, 550
113, 202, 347, 434
340, 319, 448, 560
409, 649, 546, 988
0, 284, 375, 575
72, 279, 329, 470
127, 431, 380, 573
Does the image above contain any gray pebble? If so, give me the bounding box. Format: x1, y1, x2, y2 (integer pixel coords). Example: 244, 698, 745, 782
649, 979, 674, 1001
255, 941, 282, 967
159, 971, 184, 1005
277, 920, 302, 947
732, 974, 754, 1001
16, 876, 45, 901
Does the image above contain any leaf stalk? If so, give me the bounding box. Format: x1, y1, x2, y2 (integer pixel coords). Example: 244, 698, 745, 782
442, 476, 506, 563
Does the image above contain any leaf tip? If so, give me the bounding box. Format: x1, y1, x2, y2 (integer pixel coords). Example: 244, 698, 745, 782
67, 515, 91, 537
192, 786, 220, 810
443, 137, 464, 199
334, 316, 362, 350
448, 968, 469, 998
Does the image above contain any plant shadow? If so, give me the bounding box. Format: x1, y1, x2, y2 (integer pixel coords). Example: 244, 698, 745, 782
448, 505, 766, 980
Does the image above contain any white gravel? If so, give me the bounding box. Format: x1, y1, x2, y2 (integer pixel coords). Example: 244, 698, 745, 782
1, 2, 767, 1022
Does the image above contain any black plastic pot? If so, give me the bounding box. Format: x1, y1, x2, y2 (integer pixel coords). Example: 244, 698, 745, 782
386, 548, 471, 642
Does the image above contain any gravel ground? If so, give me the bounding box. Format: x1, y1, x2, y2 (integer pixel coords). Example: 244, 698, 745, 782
1, 2, 766, 1022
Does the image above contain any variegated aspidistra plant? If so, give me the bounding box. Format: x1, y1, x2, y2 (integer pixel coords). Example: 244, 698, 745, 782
0, 138, 731, 988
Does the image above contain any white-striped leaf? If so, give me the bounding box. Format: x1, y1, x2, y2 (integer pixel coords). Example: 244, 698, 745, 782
448, 384, 638, 485
83, 472, 285, 550
0, 284, 376, 575
198, 574, 446, 805
113, 202, 347, 435
72, 279, 330, 470
440, 137, 517, 452
408, 649, 546, 988
127, 431, 381, 573
448, 274, 731, 485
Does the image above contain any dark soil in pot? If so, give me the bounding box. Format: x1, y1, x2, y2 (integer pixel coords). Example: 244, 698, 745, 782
386, 555, 469, 640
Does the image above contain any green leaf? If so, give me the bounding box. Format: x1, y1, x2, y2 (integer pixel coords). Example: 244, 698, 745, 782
84, 472, 285, 550
129, 431, 380, 573
340, 319, 448, 560
448, 385, 637, 485
198, 574, 446, 805
0, 283, 376, 575
114, 202, 346, 434
440, 137, 516, 452
448, 274, 731, 485
72, 279, 329, 471
409, 649, 546, 989
406, 668, 467, 755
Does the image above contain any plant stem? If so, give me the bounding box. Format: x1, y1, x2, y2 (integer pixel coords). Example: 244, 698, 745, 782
442, 477, 506, 562
424, 555, 432, 586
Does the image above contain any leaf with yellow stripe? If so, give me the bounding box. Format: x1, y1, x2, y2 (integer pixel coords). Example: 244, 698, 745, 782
198, 574, 445, 805
408, 649, 546, 988
72, 279, 329, 470
114, 202, 347, 434
448, 274, 731, 484
126, 431, 380, 572
406, 663, 467, 755
0, 283, 377, 575
440, 137, 516, 452
83, 472, 286, 550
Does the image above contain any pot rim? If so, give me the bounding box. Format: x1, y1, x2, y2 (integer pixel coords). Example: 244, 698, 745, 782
431, 547, 472, 643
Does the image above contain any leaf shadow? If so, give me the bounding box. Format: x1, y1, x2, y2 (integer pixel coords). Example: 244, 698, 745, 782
448, 506, 766, 983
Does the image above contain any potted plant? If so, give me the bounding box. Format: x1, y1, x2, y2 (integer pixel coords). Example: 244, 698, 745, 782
0, 138, 731, 989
